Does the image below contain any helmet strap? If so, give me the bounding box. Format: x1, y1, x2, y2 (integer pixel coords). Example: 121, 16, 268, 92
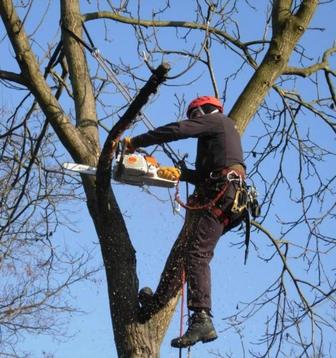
196, 106, 205, 115
188, 107, 221, 119
188, 106, 205, 119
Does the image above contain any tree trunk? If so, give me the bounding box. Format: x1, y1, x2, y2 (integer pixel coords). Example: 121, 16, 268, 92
92, 62, 179, 357
83, 177, 180, 357
0, 0, 321, 356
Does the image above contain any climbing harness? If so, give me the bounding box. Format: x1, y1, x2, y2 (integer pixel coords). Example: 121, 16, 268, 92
174, 167, 244, 220
62, 22, 181, 166
174, 167, 260, 264
175, 180, 231, 213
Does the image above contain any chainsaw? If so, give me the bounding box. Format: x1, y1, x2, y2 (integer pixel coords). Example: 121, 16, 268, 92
63, 149, 177, 189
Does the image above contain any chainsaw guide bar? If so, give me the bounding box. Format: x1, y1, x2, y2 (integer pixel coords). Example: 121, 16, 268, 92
63, 153, 177, 188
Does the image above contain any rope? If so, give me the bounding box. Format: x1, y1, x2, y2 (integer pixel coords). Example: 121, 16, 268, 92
178, 181, 192, 358
179, 269, 185, 358
63, 22, 181, 165
174, 180, 230, 212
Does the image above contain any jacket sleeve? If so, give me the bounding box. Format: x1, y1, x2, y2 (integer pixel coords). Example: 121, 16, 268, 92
131, 117, 214, 148
179, 167, 200, 185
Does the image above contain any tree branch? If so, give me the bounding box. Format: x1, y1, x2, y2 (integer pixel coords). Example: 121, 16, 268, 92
272, 0, 292, 32
93, 62, 171, 349
0, 0, 92, 164
96, 62, 171, 195
83, 11, 246, 51
0, 70, 27, 85
295, 0, 319, 22
252, 221, 311, 311
61, 0, 99, 151
283, 46, 336, 77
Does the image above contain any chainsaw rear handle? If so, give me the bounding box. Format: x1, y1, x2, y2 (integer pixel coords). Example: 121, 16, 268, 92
115, 139, 145, 180
114, 141, 127, 181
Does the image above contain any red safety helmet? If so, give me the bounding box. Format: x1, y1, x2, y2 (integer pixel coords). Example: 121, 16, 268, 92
187, 96, 223, 118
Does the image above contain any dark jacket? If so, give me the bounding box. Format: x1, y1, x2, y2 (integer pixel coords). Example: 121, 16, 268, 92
131, 112, 245, 186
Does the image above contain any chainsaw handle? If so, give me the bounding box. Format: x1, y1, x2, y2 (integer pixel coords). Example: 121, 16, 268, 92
114, 141, 126, 181
115, 140, 150, 181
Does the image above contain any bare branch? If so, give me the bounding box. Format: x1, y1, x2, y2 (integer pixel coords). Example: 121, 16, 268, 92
83, 11, 247, 51
283, 46, 336, 77
0, 0, 92, 164
0, 70, 26, 85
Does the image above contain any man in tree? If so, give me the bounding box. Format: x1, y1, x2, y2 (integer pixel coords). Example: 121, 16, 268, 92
125, 96, 246, 348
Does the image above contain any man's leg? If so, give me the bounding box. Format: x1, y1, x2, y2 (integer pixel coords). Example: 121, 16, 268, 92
171, 210, 224, 348
186, 210, 224, 310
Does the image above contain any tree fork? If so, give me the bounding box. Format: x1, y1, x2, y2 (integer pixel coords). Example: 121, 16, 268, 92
95, 63, 173, 357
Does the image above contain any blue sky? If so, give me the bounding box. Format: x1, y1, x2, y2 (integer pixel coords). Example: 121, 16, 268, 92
1, 1, 336, 357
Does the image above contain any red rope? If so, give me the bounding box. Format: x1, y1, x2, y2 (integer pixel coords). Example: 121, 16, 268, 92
179, 269, 186, 336
175, 180, 230, 212
179, 265, 191, 358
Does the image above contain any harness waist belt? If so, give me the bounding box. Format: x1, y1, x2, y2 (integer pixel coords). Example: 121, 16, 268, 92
212, 164, 246, 180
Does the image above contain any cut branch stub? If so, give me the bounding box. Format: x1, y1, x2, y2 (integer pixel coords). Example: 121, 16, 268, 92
96, 62, 171, 197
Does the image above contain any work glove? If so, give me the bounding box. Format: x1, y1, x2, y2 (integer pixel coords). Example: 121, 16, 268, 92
123, 136, 136, 153
157, 166, 181, 181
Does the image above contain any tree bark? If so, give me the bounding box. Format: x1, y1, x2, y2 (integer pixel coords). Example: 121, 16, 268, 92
61, 0, 99, 153
94, 63, 179, 358
0, 0, 93, 165
0, 0, 322, 357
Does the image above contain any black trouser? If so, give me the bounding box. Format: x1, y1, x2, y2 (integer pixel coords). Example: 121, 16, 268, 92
184, 208, 224, 310
184, 182, 243, 310
155, 181, 243, 311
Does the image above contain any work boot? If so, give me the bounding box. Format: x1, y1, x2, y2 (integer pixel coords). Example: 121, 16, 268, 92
138, 287, 155, 322
171, 309, 217, 348
138, 287, 154, 307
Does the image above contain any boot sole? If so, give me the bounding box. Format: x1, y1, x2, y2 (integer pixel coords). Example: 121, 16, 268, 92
171, 332, 218, 348
202, 332, 218, 344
